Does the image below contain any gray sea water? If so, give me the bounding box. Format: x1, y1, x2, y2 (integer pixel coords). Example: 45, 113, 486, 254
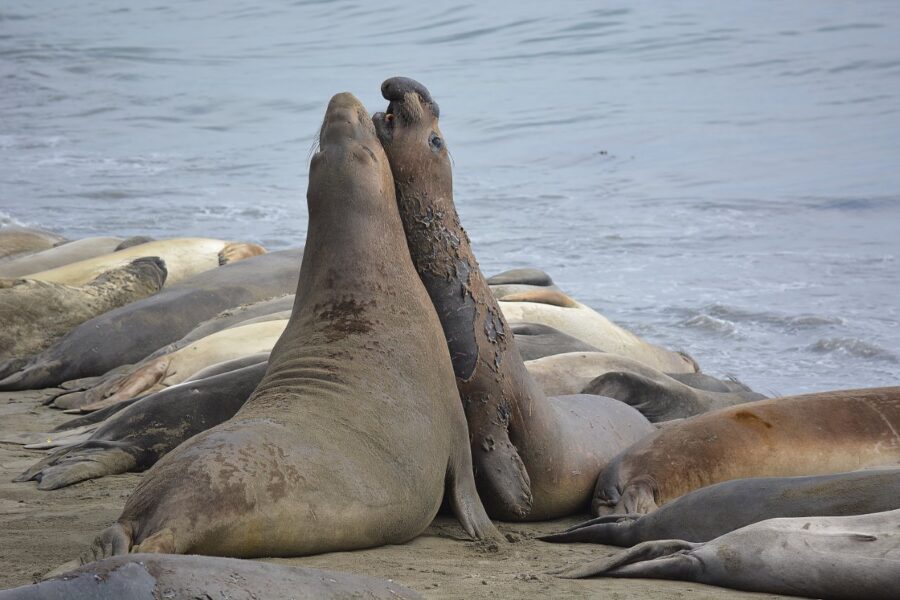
1, 1, 898, 395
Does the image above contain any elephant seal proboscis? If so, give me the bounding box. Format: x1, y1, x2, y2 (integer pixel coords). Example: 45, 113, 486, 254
56, 319, 288, 412
0, 236, 127, 277
554, 509, 900, 600
82, 92, 497, 561
0, 225, 67, 260
375, 76, 654, 520
592, 386, 900, 516
17, 362, 269, 490
543, 468, 900, 545
510, 323, 600, 361
0, 258, 167, 359
26, 237, 265, 287
0, 553, 421, 600
0, 248, 302, 390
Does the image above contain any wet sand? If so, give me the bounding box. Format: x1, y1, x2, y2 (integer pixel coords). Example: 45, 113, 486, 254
0, 388, 789, 599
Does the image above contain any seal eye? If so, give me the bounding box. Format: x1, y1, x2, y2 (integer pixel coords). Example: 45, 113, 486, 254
429, 132, 443, 152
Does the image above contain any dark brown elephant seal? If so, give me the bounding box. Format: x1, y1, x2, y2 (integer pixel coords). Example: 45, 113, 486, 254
592, 386, 900, 516
0, 554, 421, 599
0, 248, 302, 390
0, 225, 67, 259
375, 77, 653, 520
554, 509, 900, 600
543, 468, 900, 545
82, 92, 496, 561
0, 258, 167, 359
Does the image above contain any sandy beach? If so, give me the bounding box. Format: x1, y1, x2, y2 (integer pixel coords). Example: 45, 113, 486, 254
0, 388, 790, 599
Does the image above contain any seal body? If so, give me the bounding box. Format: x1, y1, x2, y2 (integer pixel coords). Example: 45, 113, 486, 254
510, 323, 600, 361
0, 249, 302, 390
0, 553, 421, 600
556, 510, 900, 600
0, 236, 126, 277
543, 468, 900, 545
26, 237, 265, 287
83, 92, 495, 560
375, 77, 653, 520
0, 225, 66, 259
592, 387, 900, 516
0, 258, 167, 359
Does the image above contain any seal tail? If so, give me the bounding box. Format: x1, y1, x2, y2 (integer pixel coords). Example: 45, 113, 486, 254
554, 539, 700, 579
0, 358, 64, 391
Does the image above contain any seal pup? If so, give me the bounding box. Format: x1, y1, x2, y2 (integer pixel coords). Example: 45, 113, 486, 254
25, 237, 266, 287
0, 258, 167, 359
554, 509, 900, 600
0, 553, 421, 599
0, 248, 302, 390
592, 386, 900, 516
0, 225, 67, 259
82, 92, 496, 560
375, 76, 654, 520
542, 468, 900, 545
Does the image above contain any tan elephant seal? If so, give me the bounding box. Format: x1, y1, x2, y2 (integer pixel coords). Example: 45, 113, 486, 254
82, 92, 496, 561
0, 236, 153, 277
26, 237, 266, 287
375, 76, 654, 520
592, 386, 900, 516
0, 225, 67, 259
0, 257, 167, 359
555, 509, 900, 600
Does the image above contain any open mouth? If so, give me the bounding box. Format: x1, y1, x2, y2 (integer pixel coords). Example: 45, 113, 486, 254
373, 100, 398, 141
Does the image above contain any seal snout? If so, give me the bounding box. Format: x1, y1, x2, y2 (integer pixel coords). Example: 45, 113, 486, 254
319, 92, 374, 146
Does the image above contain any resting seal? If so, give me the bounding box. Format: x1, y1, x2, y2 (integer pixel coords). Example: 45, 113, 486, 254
375, 76, 653, 520
592, 386, 900, 516
0, 225, 67, 259
543, 468, 900, 545
0, 236, 130, 277
0, 553, 420, 599
0, 258, 167, 359
510, 323, 600, 361
26, 237, 265, 287
0, 248, 302, 390
555, 509, 900, 600
82, 92, 496, 560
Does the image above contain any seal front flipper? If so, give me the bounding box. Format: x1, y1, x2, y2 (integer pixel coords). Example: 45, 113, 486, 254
445, 438, 502, 542
470, 427, 533, 520
555, 539, 699, 579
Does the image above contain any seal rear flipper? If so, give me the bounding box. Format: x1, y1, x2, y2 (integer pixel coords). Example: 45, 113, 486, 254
71, 357, 170, 413
555, 539, 700, 579
15, 441, 137, 490
83, 522, 133, 564
582, 371, 697, 422
539, 514, 641, 546
218, 242, 267, 266
0, 358, 64, 391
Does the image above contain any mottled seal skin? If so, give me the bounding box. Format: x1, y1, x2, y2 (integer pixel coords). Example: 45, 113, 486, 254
0, 248, 302, 390
26, 237, 266, 287
543, 468, 900, 545
16, 362, 268, 490
0, 236, 125, 277
510, 323, 601, 361
375, 77, 654, 520
82, 92, 497, 561
0, 225, 67, 260
0, 258, 167, 360
555, 510, 900, 600
592, 387, 900, 516
0, 553, 421, 600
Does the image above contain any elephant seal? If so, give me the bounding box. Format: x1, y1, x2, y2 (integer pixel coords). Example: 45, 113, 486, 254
26, 237, 266, 287
17, 362, 268, 490
543, 468, 900, 545
0, 554, 421, 599
375, 76, 654, 520
0, 248, 302, 390
592, 387, 900, 516
497, 291, 699, 374
82, 92, 496, 561
59, 319, 287, 412
487, 267, 555, 287
554, 509, 900, 600
665, 371, 754, 394
510, 323, 600, 361
0, 258, 167, 359
0, 236, 126, 277
0, 225, 67, 259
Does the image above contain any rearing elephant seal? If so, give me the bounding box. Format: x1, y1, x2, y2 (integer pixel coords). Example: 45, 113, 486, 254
83, 92, 496, 561
375, 77, 653, 520
592, 386, 900, 516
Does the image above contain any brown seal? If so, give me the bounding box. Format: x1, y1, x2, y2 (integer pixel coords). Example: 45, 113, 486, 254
591, 386, 900, 516
82, 92, 496, 561
374, 77, 653, 520
0, 225, 67, 259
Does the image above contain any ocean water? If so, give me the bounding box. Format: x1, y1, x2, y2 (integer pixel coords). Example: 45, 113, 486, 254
1, 1, 898, 395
